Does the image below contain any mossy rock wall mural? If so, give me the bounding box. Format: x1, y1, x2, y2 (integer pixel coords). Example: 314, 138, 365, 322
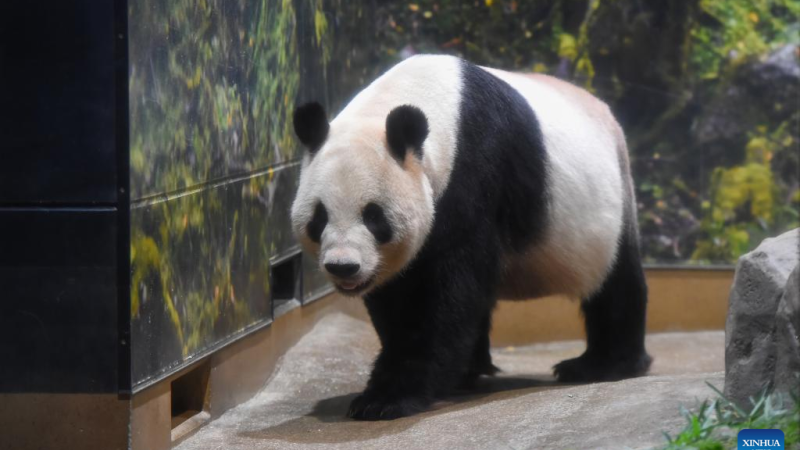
128, 0, 325, 387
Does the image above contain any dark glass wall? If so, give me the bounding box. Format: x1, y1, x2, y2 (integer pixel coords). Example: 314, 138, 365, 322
0, 1, 128, 393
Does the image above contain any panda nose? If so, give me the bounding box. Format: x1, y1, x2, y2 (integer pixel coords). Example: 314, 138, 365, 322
325, 262, 361, 278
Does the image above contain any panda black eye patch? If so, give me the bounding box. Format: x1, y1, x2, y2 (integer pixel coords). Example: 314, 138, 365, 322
306, 202, 328, 243
362, 203, 393, 244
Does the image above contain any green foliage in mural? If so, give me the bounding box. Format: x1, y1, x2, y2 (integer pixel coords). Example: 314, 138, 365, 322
129, 0, 307, 198
693, 118, 800, 263
691, 0, 800, 80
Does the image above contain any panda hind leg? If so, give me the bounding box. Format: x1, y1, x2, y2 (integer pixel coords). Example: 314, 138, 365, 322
553, 228, 652, 382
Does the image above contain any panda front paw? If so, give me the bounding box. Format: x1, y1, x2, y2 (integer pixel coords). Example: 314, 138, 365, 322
347, 392, 430, 421
554, 352, 652, 382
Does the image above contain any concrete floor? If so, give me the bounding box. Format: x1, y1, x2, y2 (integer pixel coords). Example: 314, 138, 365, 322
177, 313, 725, 450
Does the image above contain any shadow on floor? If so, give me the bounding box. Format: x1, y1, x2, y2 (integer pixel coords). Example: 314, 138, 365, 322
238, 374, 572, 444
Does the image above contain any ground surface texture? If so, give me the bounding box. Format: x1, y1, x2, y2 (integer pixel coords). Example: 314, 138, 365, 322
177, 313, 724, 450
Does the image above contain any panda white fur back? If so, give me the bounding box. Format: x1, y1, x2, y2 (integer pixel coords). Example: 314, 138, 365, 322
291, 54, 651, 421
483, 68, 627, 299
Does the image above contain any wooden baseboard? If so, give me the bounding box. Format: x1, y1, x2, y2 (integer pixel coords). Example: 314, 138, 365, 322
0, 394, 129, 450
491, 268, 734, 346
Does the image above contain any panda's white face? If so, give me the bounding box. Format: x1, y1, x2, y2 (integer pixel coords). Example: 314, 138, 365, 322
291, 114, 434, 297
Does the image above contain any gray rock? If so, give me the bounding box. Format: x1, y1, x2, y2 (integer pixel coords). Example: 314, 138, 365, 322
725, 229, 799, 408
774, 265, 800, 395
739, 44, 800, 121
692, 44, 799, 161
746, 44, 800, 92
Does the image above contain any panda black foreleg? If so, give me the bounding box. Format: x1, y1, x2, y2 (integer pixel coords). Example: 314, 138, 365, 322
554, 228, 652, 382
458, 311, 499, 389
349, 252, 494, 420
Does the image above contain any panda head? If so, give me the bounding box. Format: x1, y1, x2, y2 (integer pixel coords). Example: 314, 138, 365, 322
290, 102, 435, 297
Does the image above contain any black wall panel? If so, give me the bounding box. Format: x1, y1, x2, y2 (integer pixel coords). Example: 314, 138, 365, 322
0, 210, 118, 393
0, 2, 125, 395
0, 2, 117, 204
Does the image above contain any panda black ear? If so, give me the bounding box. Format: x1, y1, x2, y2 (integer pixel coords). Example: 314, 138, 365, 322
385, 105, 429, 162
293, 102, 329, 153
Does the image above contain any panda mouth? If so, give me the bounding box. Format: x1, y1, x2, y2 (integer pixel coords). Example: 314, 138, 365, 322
335, 276, 375, 295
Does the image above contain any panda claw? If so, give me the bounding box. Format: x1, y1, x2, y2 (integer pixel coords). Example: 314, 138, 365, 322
554, 353, 652, 383
347, 393, 429, 421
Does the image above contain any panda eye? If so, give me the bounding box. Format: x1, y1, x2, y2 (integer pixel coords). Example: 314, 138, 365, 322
362, 202, 393, 244
306, 202, 328, 243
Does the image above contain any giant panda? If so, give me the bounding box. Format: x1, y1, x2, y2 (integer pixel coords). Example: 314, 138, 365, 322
290, 55, 651, 421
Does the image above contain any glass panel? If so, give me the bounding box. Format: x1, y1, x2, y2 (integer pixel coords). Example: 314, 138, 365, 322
128, 1, 305, 199
128, 0, 319, 388
130, 164, 299, 387
303, 251, 333, 304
